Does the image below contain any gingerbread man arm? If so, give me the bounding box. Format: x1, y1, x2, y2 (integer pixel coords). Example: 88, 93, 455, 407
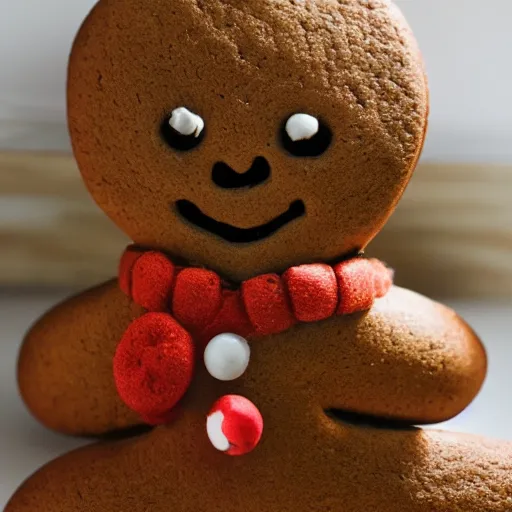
18, 280, 144, 435
254, 286, 486, 425
310, 286, 487, 424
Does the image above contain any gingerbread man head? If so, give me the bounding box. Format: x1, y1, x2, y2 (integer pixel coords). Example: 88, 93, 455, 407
68, 0, 428, 281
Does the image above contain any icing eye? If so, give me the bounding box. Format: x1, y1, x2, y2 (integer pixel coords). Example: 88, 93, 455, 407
161, 107, 205, 151
281, 113, 332, 157
204, 333, 251, 382
286, 113, 319, 141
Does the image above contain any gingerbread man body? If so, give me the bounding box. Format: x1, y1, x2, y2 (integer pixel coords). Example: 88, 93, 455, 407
7, 0, 512, 510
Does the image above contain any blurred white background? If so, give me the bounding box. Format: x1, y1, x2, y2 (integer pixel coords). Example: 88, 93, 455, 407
1, 0, 512, 161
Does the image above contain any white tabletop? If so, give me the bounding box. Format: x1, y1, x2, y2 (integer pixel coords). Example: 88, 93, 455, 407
0, 289, 511, 508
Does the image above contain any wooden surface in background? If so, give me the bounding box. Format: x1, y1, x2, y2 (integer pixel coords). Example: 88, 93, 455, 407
1, 151, 511, 298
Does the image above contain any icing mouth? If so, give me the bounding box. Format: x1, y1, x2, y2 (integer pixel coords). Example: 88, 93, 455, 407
175, 199, 306, 243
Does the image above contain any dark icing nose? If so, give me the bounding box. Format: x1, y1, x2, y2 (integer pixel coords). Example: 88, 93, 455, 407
212, 156, 270, 189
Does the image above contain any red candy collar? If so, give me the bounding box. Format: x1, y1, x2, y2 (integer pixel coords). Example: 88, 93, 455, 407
113, 246, 393, 453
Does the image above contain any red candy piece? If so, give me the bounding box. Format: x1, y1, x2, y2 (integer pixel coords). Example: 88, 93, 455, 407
132, 252, 175, 312
283, 264, 338, 322
113, 313, 194, 422
207, 395, 263, 456
141, 407, 180, 426
370, 259, 393, 298
118, 246, 143, 297
198, 290, 253, 346
334, 259, 376, 315
173, 268, 222, 334
242, 274, 296, 335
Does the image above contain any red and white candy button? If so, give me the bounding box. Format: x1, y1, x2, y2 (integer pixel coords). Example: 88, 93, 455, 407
207, 395, 263, 456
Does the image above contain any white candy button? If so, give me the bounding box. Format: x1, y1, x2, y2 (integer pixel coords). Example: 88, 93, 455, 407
285, 113, 319, 141
204, 333, 250, 381
169, 107, 204, 137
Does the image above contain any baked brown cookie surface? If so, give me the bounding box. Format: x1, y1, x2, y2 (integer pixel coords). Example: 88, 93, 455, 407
18, 286, 486, 436
18, 280, 142, 435
9, 1, 511, 511
68, 0, 428, 281
7, 362, 512, 512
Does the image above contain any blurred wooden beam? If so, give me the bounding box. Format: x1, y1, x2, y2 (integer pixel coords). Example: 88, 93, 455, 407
0, 151, 129, 288
1, 151, 511, 298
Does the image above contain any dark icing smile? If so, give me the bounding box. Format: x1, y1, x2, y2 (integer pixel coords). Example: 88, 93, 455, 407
175, 199, 306, 243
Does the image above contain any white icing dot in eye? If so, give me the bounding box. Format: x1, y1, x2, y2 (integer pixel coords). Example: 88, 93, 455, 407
285, 113, 319, 142
204, 333, 251, 382
169, 107, 204, 138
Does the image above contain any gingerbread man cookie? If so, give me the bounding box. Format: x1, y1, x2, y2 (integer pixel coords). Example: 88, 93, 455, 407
7, 1, 512, 510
